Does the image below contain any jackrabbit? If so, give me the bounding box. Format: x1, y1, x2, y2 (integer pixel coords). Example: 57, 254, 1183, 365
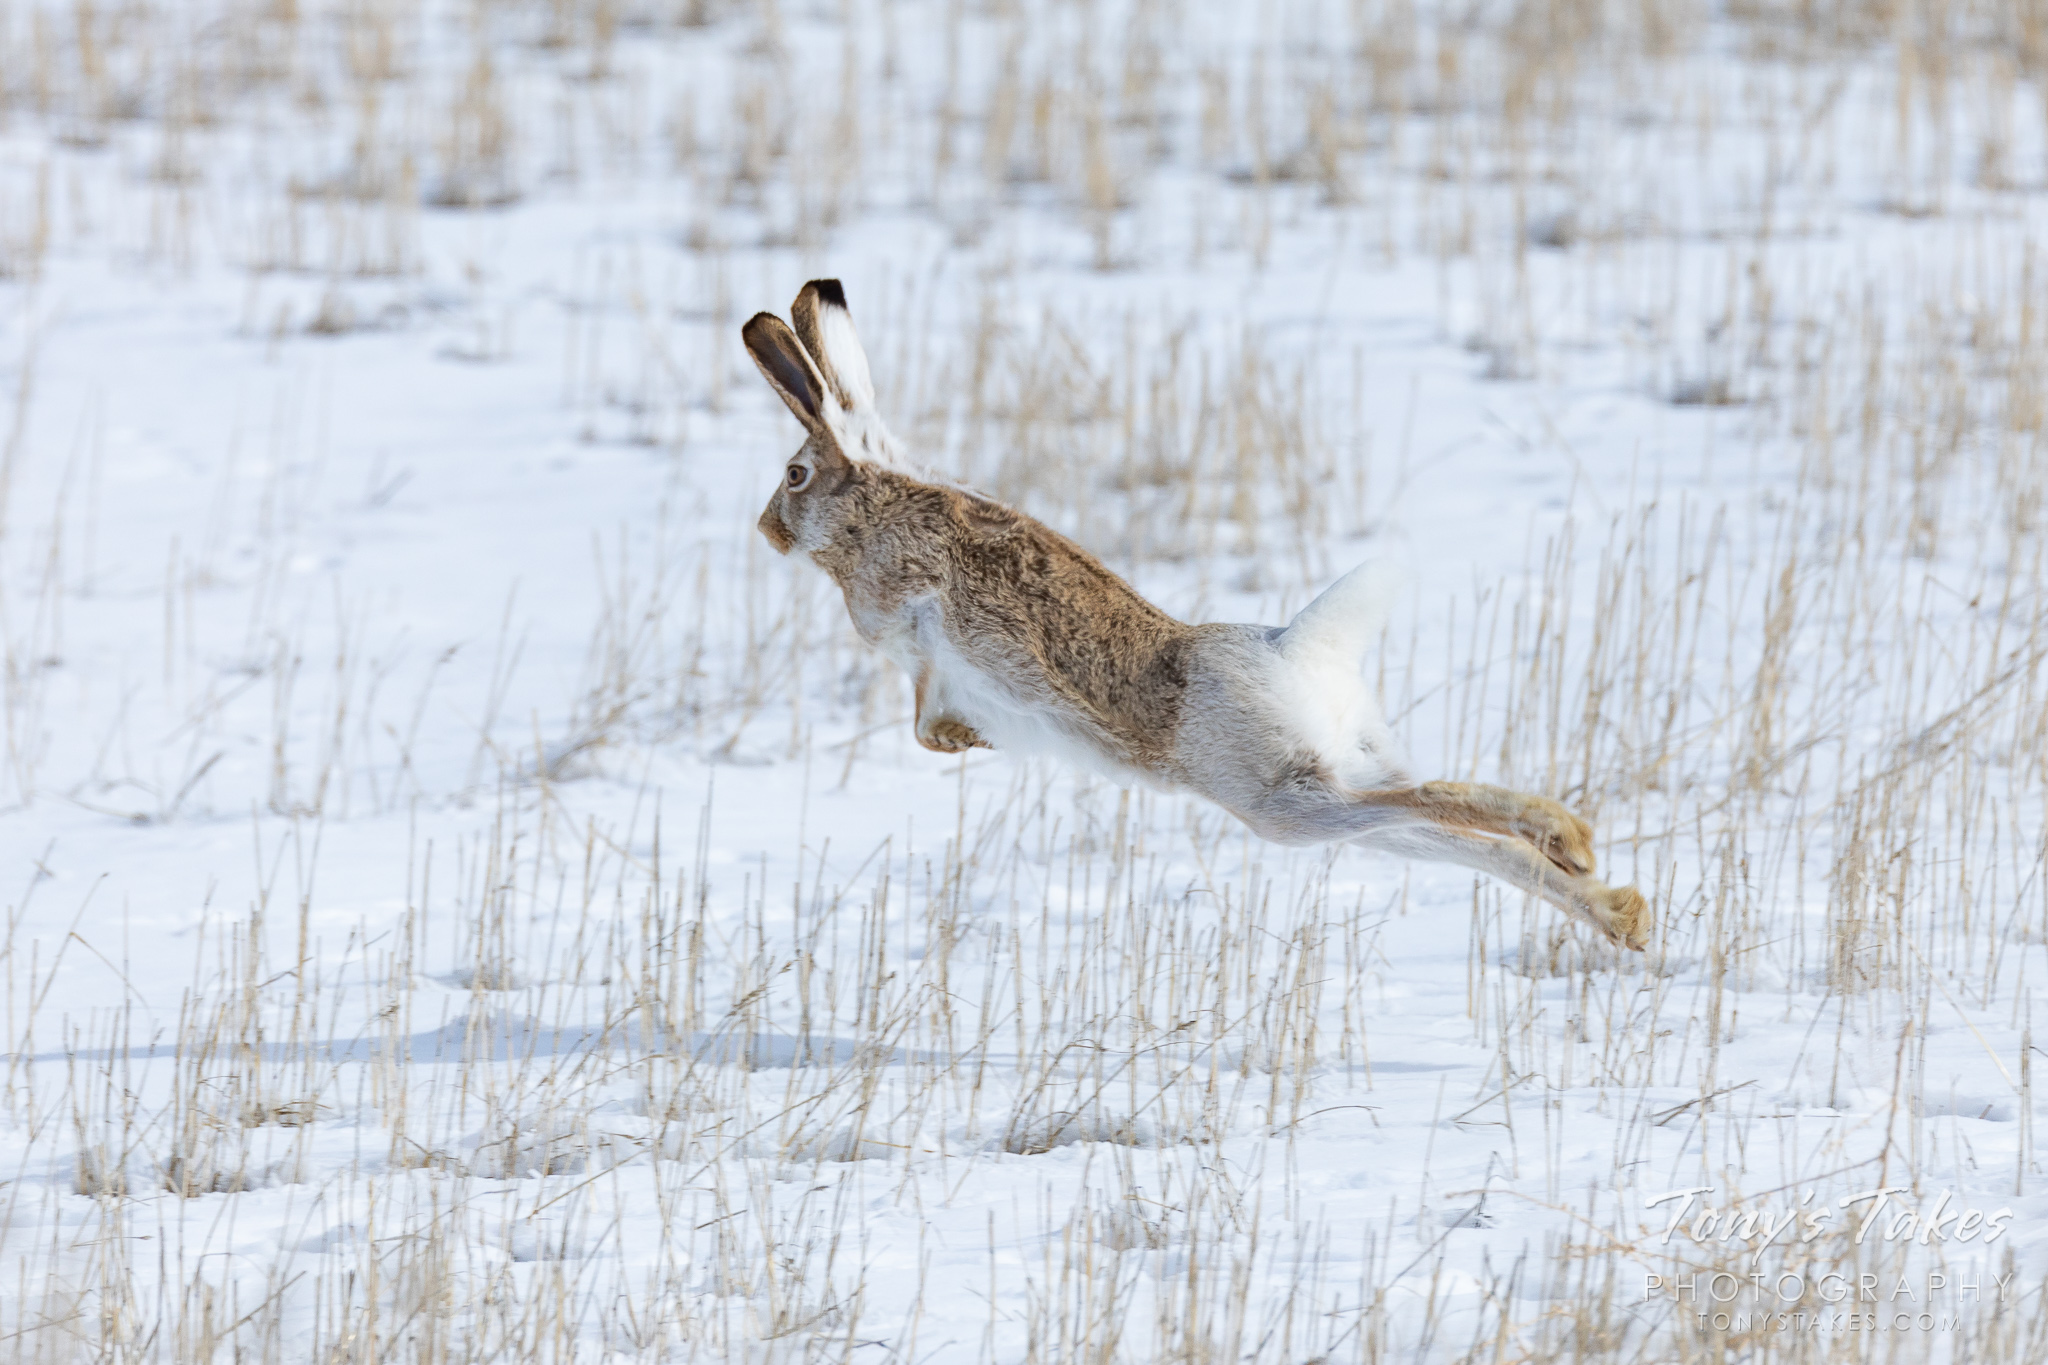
741, 280, 1649, 950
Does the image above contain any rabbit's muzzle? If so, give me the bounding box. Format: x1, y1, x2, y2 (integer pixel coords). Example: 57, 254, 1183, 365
758, 493, 797, 554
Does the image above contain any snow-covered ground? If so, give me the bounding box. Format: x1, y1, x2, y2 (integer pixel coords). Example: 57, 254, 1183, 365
0, 0, 2045, 1358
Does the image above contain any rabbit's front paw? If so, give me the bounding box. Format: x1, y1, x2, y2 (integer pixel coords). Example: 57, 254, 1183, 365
918, 718, 990, 753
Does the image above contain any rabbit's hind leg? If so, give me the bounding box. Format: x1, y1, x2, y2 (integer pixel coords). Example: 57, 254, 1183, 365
1411, 781, 1595, 876
1360, 822, 1650, 951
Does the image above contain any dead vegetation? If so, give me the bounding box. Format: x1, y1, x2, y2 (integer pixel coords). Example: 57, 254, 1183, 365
0, 0, 2041, 1359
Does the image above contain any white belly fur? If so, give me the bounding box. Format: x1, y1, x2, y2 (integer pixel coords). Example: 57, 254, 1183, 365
884, 599, 1159, 787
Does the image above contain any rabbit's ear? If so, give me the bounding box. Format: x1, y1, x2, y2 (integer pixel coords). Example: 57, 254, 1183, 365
743, 313, 834, 434
791, 279, 877, 414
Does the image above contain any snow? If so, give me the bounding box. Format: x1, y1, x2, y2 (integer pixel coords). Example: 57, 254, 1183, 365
0, 0, 2043, 1357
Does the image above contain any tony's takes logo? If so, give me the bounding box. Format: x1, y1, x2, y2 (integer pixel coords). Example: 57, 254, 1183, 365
1647, 1186, 2013, 1254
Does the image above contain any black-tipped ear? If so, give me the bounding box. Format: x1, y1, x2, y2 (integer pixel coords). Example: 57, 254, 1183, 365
742, 313, 830, 433
790, 279, 877, 413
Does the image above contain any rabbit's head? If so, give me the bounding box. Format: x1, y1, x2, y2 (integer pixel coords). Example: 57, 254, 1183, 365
741, 280, 901, 556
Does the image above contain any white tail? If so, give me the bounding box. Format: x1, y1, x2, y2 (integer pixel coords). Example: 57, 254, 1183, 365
1277, 560, 1404, 669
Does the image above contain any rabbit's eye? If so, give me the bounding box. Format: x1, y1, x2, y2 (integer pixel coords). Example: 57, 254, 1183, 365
786, 464, 810, 490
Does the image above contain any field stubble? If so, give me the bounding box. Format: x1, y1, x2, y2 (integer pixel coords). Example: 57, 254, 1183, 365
0, 0, 2044, 1359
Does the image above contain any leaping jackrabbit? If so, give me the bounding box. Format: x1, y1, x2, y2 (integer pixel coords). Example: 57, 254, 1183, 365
740, 280, 1649, 951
